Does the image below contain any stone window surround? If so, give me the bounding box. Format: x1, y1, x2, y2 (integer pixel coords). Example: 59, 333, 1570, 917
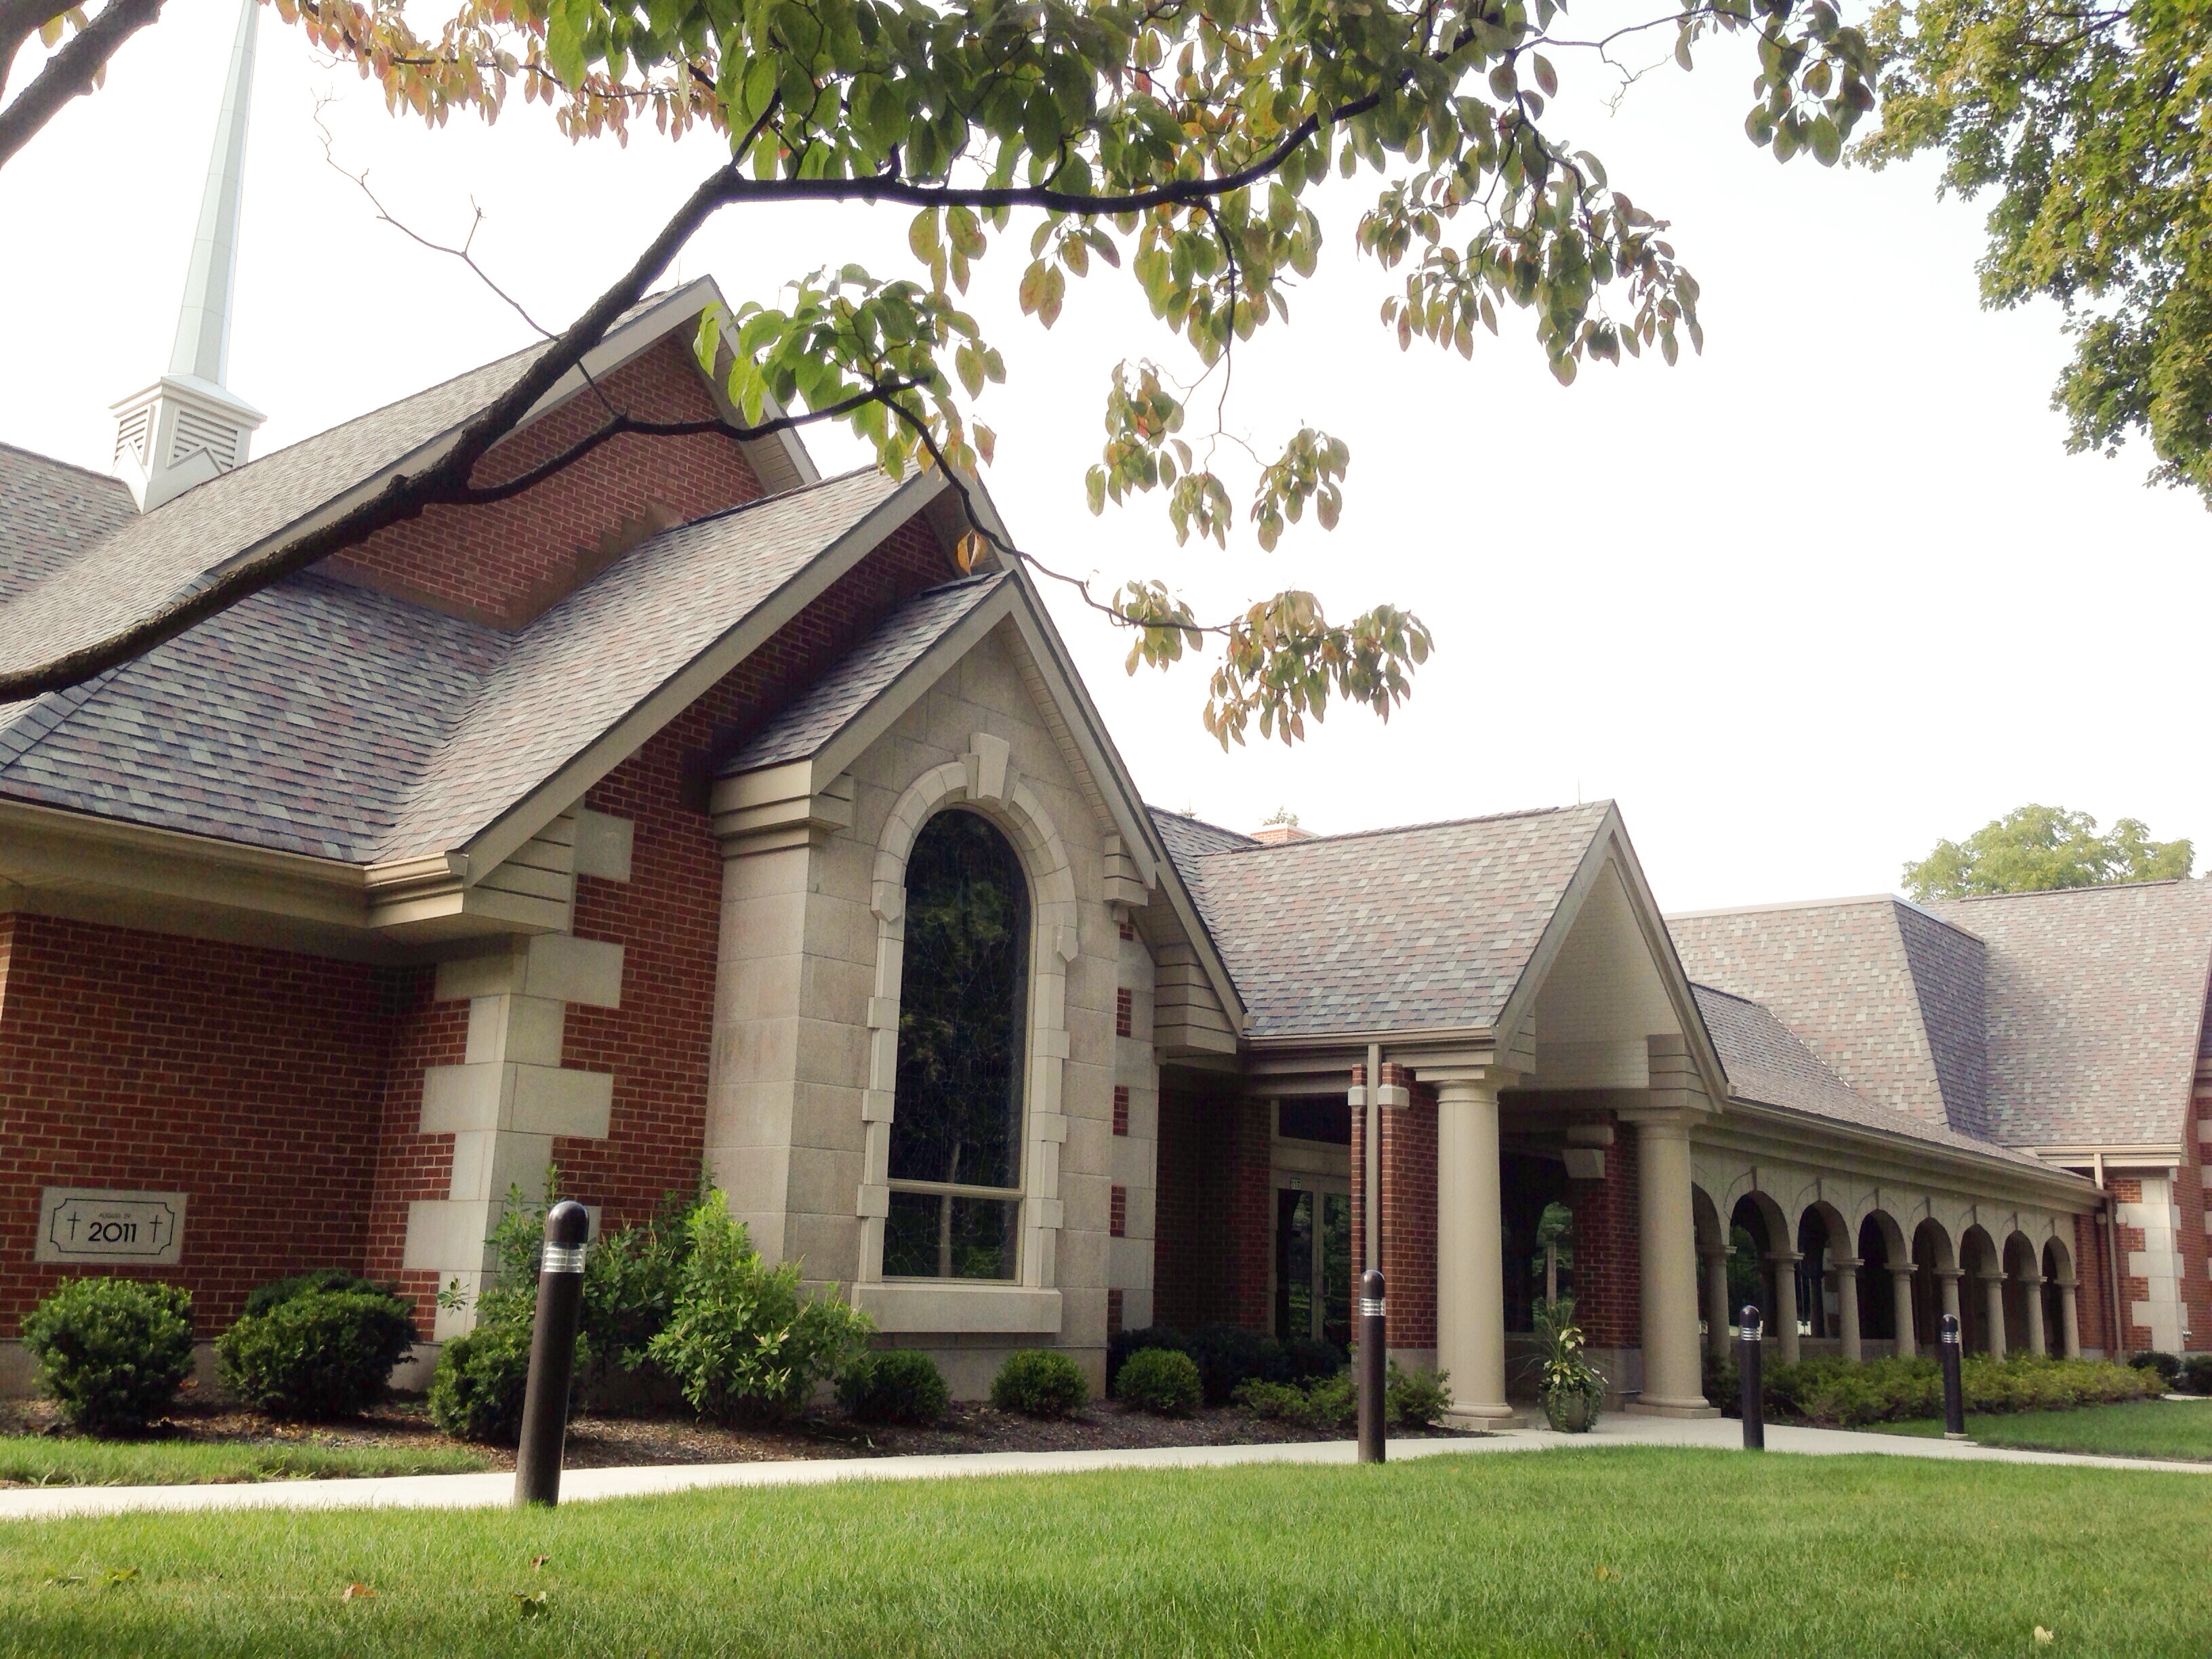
852, 733, 1078, 1336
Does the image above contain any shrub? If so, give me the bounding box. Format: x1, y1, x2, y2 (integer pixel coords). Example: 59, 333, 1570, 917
646, 1191, 873, 1423
1748, 1353, 2160, 1427
241, 1269, 386, 1319
1282, 1338, 1345, 1384
2131, 1350, 2183, 1385
1115, 1348, 1202, 1416
1385, 1361, 1452, 1427
1107, 1324, 1189, 1391
21, 1277, 196, 1435
837, 1349, 949, 1425
216, 1288, 417, 1418
1235, 1361, 1448, 1429
1185, 1324, 1288, 1406
428, 1323, 535, 1444
1704, 1351, 1740, 1414
2177, 1354, 2212, 1396
990, 1349, 1089, 1417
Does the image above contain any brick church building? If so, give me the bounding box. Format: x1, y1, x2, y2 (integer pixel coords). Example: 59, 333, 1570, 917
2, 19, 2205, 1413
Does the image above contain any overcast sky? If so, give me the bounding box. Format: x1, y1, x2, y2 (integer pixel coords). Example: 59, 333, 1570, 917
3, 0, 2205, 913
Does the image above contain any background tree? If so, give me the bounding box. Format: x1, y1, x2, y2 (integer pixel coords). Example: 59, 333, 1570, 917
1862, 0, 2212, 502
1901, 803, 2194, 901
1, 0, 1880, 745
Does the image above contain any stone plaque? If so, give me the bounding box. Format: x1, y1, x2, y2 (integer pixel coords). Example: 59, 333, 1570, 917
36, 1189, 186, 1265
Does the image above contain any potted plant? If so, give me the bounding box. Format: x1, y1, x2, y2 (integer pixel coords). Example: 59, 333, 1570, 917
1534, 1298, 1604, 1433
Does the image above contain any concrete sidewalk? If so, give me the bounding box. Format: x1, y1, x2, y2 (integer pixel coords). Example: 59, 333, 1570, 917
1, 1411, 2203, 1523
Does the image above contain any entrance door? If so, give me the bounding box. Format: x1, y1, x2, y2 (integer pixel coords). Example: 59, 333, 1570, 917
1274, 1186, 1353, 1349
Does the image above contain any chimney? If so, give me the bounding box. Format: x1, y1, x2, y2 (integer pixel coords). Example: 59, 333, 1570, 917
1250, 823, 1317, 846
112, 0, 265, 512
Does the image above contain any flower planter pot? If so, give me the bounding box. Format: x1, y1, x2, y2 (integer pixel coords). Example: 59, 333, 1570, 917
1542, 1390, 1598, 1433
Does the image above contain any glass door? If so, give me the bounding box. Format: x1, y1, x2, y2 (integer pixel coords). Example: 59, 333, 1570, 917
1275, 1185, 1353, 1349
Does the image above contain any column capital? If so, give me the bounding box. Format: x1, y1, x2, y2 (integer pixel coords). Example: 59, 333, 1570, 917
1889, 1263, 1918, 1278
1420, 1067, 1520, 1097
1616, 1104, 1700, 1134
1831, 1256, 1864, 1271
1767, 1250, 1803, 1267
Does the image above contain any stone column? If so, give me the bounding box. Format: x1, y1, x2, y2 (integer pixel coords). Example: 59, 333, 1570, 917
1981, 1272, 2009, 1360
1890, 1267, 1918, 1359
1769, 1252, 1802, 1363
1833, 1257, 1863, 1363
1626, 1114, 1713, 1414
1938, 1267, 1963, 1338
2057, 1280, 2081, 1359
1434, 1076, 1513, 1423
1703, 1248, 1733, 1360
2020, 1269, 2047, 1357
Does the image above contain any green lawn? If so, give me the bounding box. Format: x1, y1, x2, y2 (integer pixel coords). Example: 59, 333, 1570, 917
0, 1436, 489, 1488
1, 1448, 2207, 1656
1877, 1397, 2212, 1461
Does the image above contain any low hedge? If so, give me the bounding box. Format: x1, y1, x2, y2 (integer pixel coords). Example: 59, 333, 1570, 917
1235, 1361, 1451, 1429
216, 1288, 417, 1419
990, 1349, 1088, 1418
1702, 1351, 2162, 1427
837, 1350, 949, 1425
1115, 1348, 1202, 1416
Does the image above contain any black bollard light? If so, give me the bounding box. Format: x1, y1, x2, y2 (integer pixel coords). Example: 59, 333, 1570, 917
513, 1200, 590, 1509
1738, 1305, 1765, 1451
1357, 1268, 1387, 1464
1939, 1311, 1967, 1440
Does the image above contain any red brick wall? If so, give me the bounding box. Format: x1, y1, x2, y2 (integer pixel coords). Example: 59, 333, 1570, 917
1378, 1078, 1437, 1351
2184, 1059, 2210, 1351
0, 913, 395, 1334
2106, 1174, 2151, 1351
329, 338, 766, 628
2072, 1210, 2114, 1355
1153, 1078, 1265, 1331
1571, 1123, 1641, 1349
361, 970, 472, 1322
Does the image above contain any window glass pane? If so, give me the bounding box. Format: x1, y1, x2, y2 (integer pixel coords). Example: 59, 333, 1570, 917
890, 809, 1029, 1193
1275, 1189, 1314, 1341
883, 1191, 1019, 1280
1277, 1099, 1351, 1145
1320, 1193, 1353, 1349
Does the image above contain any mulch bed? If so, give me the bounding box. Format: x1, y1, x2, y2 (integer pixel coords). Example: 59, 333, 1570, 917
0, 1391, 1473, 1470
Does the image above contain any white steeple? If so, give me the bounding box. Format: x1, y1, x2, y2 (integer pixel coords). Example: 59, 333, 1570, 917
110, 0, 266, 511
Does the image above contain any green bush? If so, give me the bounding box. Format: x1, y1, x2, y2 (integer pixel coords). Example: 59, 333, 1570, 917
1743, 1353, 2160, 1427
216, 1288, 417, 1418
21, 1277, 197, 1436
1115, 1347, 1202, 1415
1185, 1324, 1288, 1406
2131, 1350, 2183, 1385
1235, 1361, 1450, 1429
837, 1349, 949, 1425
2177, 1354, 2212, 1395
1106, 1324, 1189, 1390
1282, 1337, 1345, 1383
646, 1191, 873, 1423
990, 1349, 1089, 1417
241, 1269, 386, 1319
427, 1323, 535, 1444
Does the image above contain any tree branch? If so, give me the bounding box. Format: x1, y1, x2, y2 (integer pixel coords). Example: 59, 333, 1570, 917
0, 0, 161, 171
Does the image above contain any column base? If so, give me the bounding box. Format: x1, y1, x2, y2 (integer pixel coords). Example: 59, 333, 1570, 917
1623, 1397, 1721, 1420
1441, 1406, 1529, 1432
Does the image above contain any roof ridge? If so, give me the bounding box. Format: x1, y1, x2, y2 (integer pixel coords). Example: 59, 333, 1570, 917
1200, 800, 1605, 856
1935, 877, 2192, 904
1147, 804, 1258, 843
0, 440, 130, 487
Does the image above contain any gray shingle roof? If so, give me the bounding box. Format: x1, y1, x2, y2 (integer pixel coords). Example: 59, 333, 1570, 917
1667, 897, 1968, 1134
1925, 880, 2212, 1147
1149, 807, 1259, 868
0, 466, 906, 862
1163, 803, 1610, 1038
722, 573, 1004, 774
0, 445, 138, 605
1692, 984, 2043, 1169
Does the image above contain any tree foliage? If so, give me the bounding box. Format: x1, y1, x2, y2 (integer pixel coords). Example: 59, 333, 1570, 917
2, 0, 1880, 742
1862, 0, 2212, 501
1901, 802, 2193, 901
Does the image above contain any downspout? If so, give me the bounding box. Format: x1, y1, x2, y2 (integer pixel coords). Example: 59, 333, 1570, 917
1364, 1041, 1382, 1274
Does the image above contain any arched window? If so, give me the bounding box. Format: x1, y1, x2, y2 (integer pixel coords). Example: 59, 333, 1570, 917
884, 808, 1030, 1279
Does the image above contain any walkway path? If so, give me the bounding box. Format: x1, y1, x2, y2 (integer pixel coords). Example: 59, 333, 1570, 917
2, 1412, 2203, 1522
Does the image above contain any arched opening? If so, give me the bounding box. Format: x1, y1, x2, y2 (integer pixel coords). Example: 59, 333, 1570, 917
1911, 1218, 1956, 1351
1694, 1185, 1727, 1351
1959, 1226, 2001, 1354
1797, 1203, 1851, 1344
1858, 1212, 1908, 1346
2003, 1233, 2042, 1355
1729, 1194, 1786, 1333
884, 808, 1031, 1281
2043, 1237, 2075, 1356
